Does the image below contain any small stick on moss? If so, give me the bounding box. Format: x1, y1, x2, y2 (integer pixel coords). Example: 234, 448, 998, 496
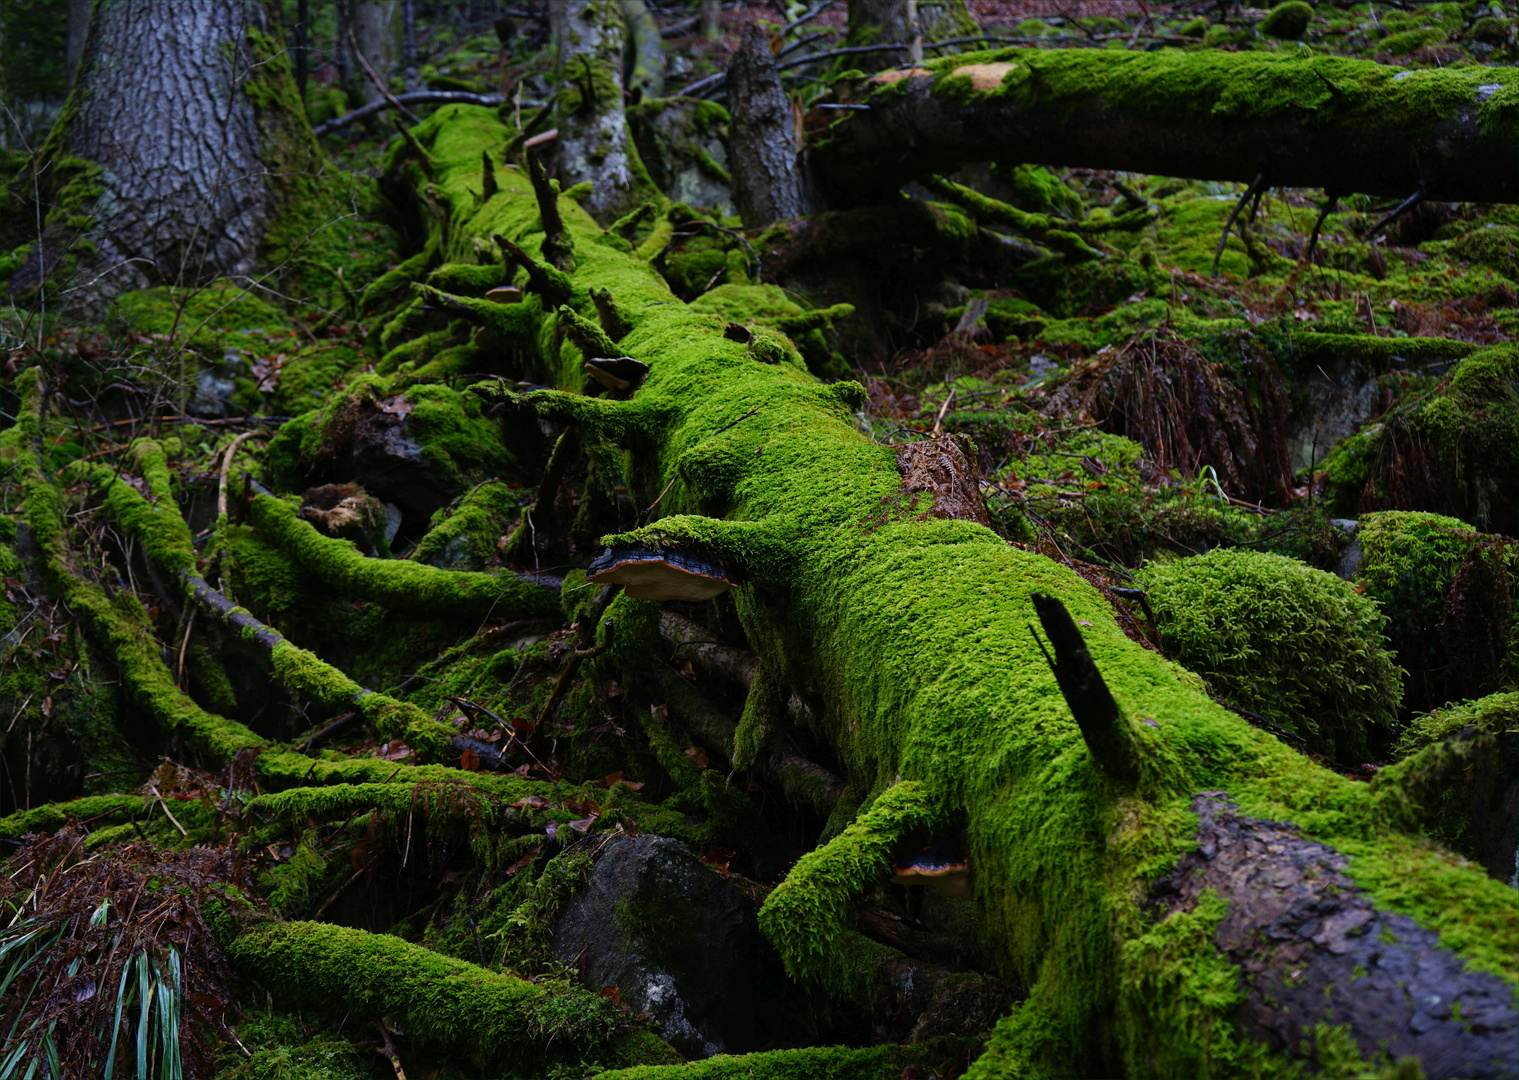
527, 149, 573, 272
590, 287, 630, 341
492, 233, 573, 306
217, 430, 267, 519
1029, 593, 1140, 786
1211, 171, 1266, 278
1363, 186, 1424, 241
557, 304, 618, 359
1303, 191, 1338, 262
481, 149, 498, 202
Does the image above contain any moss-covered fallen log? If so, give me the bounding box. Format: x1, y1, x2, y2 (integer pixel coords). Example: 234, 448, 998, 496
393, 101, 1517, 1077
215, 916, 673, 1072
811, 48, 1519, 204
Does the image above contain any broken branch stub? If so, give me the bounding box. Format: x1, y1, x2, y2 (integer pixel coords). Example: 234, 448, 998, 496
1030, 592, 1140, 785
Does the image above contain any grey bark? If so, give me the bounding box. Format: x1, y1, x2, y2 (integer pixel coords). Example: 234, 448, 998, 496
550, 0, 640, 222
66, 1, 271, 298
621, 0, 665, 100
728, 23, 812, 228
65, 1, 92, 87
350, 0, 400, 105
700, 1, 723, 42
845, 0, 978, 54
1156, 795, 1518, 1078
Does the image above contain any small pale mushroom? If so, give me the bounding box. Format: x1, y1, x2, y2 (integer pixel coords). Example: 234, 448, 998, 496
889, 835, 972, 899
583, 355, 650, 394
485, 285, 524, 304
587, 544, 733, 601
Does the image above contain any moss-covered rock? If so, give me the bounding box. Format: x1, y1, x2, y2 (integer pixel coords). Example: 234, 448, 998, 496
1320, 344, 1519, 536
1260, 2, 1314, 41
1137, 548, 1401, 760
1354, 511, 1518, 713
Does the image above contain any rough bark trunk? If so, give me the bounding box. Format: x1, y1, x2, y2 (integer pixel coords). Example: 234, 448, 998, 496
620, 0, 664, 100
845, 0, 980, 57
728, 23, 812, 228
62, 0, 283, 298
811, 48, 1519, 204
396, 103, 1518, 1078
700, 1, 723, 43
550, 0, 642, 222
350, 0, 400, 106
64, 0, 91, 87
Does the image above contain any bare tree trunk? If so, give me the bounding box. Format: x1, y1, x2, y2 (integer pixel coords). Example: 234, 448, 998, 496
845, 0, 978, 55
65, 1, 275, 298
701, 1, 723, 42
65, 1, 92, 87
350, 0, 400, 105
728, 23, 811, 227
621, 0, 665, 101
549, 0, 642, 222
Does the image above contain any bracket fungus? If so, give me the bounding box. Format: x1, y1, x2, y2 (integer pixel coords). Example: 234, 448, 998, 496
889, 834, 972, 899
484, 285, 523, 304
582, 355, 650, 395
587, 544, 734, 601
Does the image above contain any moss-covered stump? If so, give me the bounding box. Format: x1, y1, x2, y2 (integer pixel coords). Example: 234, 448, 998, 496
389, 102, 1518, 1077
1135, 548, 1401, 762
1352, 511, 1518, 713
1378, 692, 1519, 884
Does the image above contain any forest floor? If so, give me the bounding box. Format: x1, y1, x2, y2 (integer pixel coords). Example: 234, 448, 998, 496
0, 2, 1514, 1078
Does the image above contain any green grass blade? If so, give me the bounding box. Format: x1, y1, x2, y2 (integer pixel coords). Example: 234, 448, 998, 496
135, 955, 152, 1080
101, 948, 136, 1080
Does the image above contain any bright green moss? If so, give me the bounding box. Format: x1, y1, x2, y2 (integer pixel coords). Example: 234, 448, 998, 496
220, 918, 623, 1072
1393, 691, 1519, 758
1136, 548, 1401, 760
591, 1040, 967, 1080
1260, 2, 1314, 40
1319, 344, 1519, 535
247, 491, 558, 620
1116, 889, 1284, 1077
0, 794, 144, 840
1354, 510, 1516, 708
394, 104, 1519, 1078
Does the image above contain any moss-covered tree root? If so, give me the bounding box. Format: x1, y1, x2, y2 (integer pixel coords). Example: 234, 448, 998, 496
246, 482, 561, 620
387, 102, 1517, 1078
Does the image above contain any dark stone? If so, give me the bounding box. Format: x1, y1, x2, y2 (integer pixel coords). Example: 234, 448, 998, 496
551, 833, 758, 1059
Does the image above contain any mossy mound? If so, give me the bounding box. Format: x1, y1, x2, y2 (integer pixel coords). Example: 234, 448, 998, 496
1137, 547, 1401, 760
1260, 2, 1314, 41
1380, 692, 1518, 884
1320, 344, 1519, 536
1354, 511, 1518, 713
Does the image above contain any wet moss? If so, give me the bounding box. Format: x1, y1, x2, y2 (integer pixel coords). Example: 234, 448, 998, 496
1136, 548, 1402, 761
393, 103, 1519, 1078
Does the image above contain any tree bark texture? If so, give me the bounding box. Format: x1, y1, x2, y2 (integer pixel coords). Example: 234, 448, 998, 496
65, 0, 271, 295
728, 23, 812, 228
845, 0, 979, 56
64, 0, 91, 86
350, 0, 401, 105
394, 103, 1519, 1077
550, 0, 640, 222
811, 48, 1519, 205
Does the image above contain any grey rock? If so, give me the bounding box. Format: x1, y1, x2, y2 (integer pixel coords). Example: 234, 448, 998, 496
551, 833, 757, 1059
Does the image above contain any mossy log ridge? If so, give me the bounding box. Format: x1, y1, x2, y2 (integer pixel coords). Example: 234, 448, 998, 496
395, 101, 1517, 1077
812, 47, 1519, 204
